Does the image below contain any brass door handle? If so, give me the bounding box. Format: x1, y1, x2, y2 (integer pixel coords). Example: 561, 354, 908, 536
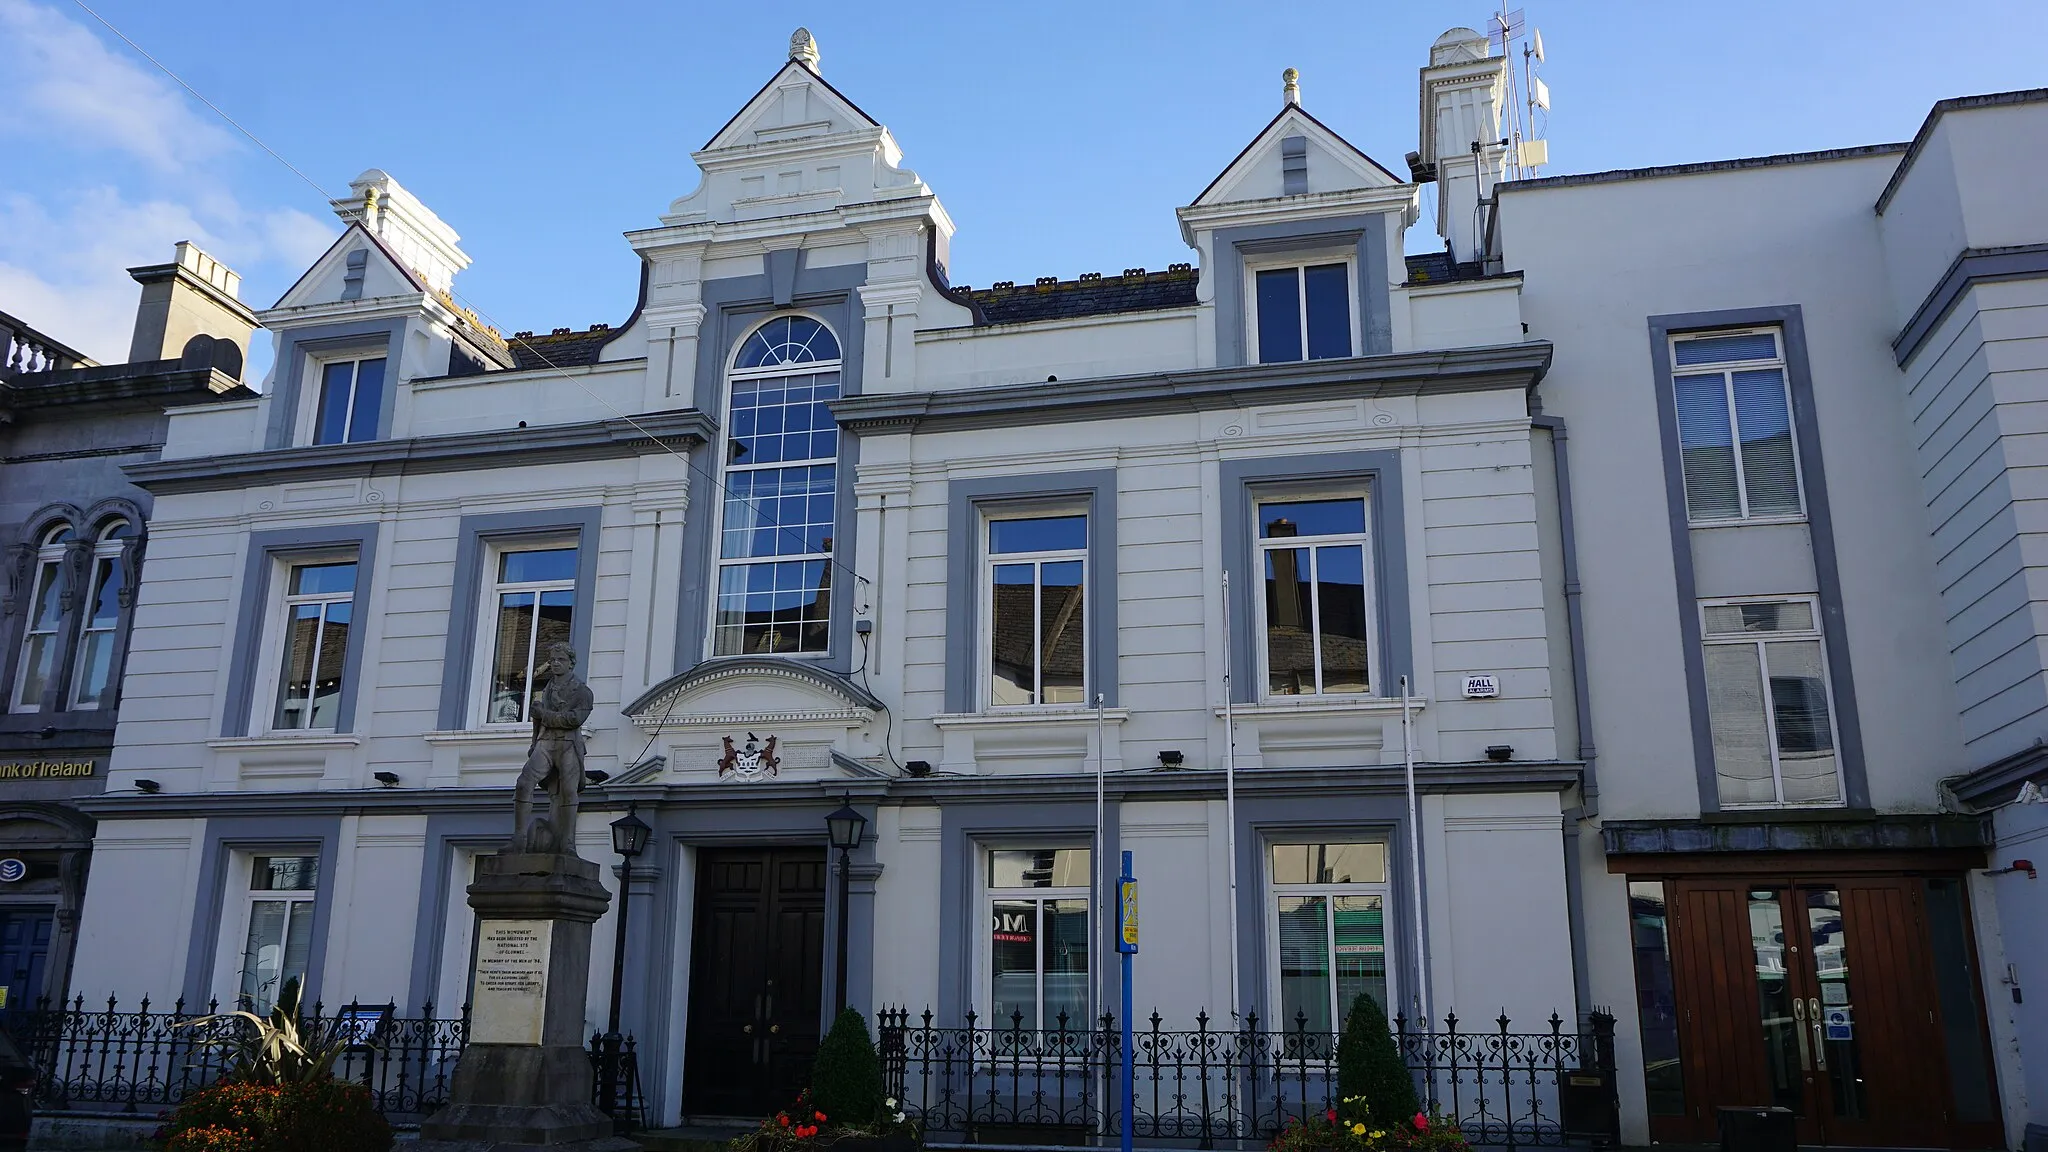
743, 1024, 754, 1034
770, 1024, 780, 1034
1792, 997, 1812, 1071
1808, 998, 1828, 1071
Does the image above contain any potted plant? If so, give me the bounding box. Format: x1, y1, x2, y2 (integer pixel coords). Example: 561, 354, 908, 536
154, 979, 392, 1152
733, 1009, 918, 1152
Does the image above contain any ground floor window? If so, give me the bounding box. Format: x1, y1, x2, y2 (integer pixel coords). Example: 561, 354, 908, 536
238, 854, 318, 1010
1268, 841, 1391, 1031
984, 847, 1090, 1030
1627, 880, 1686, 1116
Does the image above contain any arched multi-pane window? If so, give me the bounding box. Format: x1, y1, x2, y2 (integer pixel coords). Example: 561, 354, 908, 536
713, 315, 842, 656
69, 519, 132, 710
11, 523, 75, 711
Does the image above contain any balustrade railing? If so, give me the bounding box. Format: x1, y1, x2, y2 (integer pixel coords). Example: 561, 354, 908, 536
0, 311, 94, 378
876, 1007, 1620, 1149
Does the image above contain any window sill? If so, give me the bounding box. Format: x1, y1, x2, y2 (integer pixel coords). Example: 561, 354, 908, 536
1686, 515, 1808, 529
208, 734, 361, 751
1213, 696, 1425, 719
423, 729, 536, 746
933, 708, 1131, 730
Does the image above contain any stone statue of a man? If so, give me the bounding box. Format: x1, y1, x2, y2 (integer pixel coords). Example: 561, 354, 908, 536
511, 642, 594, 855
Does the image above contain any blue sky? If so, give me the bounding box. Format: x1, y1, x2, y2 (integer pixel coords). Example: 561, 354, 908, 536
3, 0, 2043, 374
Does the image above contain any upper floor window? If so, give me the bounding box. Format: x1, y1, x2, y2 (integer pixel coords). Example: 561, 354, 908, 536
1670, 329, 1802, 523
270, 559, 358, 731
10, 524, 74, 712
1701, 597, 1841, 808
312, 356, 387, 445
1257, 495, 1373, 698
985, 514, 1087, 708
480, 544, 577, 725
1253, 260, 1353, 364
713, 316, 841, 658
69, 519, 132, 710
1270, 841, 1392, 1031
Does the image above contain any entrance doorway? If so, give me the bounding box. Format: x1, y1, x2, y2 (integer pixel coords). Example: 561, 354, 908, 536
0, 908, 54, 1012
682, 848, 827, 1119
1636, 872, 2002, 1148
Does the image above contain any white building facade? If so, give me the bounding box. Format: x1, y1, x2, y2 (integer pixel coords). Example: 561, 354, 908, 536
58, 23, 2048, 1152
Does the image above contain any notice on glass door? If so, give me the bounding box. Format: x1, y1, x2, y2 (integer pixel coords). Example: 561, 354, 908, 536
471, 919, 553, 1045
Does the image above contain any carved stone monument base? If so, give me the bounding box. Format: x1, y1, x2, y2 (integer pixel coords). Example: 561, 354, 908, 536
417, 851, 634, 1152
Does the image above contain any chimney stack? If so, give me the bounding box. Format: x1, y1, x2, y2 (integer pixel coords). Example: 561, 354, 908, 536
125, 241, 257, 379
1416, 28, 1511, 266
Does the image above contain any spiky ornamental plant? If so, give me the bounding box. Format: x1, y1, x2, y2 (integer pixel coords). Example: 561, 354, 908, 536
808, 1008, 885, 1127
1335, 993, 1420, 1129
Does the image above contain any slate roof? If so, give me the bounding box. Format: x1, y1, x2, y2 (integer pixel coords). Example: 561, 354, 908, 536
1402, 252, 1486, 285
507, 325, 616, 370
961, 265, 1199, 325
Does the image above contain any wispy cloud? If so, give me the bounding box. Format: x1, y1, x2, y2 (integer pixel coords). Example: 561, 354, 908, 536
0, 0, 233, 173
0, 0, 336, 367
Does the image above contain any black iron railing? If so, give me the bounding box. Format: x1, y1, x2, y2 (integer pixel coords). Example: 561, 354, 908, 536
0, 995, 467, 1120
876, 1007, 1620, 1149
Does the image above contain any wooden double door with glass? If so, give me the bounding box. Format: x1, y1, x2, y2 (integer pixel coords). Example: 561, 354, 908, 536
1637, 873, 2002, 1148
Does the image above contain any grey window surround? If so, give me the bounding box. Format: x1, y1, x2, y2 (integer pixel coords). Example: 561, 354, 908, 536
435, 507, 602, 731
1212, 215, 1393, 367
674, 258, 867, 680
262, 320, 405, 450
1230, 793, 1428, 1023
221, 523, 380, 737
1221, 451, 1412, 705
182, 814, 342, 1007
406, 812, 501, 1012
937, 798, 1120, 1024
1647, 306, 1867, 812
1, 498, 146, 717
945, 471, 1120, 713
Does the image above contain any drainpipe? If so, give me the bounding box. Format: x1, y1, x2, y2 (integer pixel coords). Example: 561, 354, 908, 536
1533, 411, 1597, 1019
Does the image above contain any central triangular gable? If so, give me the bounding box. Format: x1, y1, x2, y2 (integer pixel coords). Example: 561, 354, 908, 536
1193, 104, 1404, 207
269, 223, 422, 311
701, 60, 884, 152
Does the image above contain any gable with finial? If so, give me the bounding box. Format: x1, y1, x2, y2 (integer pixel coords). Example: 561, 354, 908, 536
1190, 74, 1406, 208
698, 29, 881, 154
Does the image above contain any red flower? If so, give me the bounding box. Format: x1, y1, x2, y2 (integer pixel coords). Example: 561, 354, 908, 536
1413, 1111, 1428, 1130
815, 1111, 827, 1122
1325, 1109, 1337, 1124
779, 1115, 790, 1127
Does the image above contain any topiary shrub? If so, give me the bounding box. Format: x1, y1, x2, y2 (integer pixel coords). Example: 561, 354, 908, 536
808, 1007, 884, 1127
1335, 993, 1420, 1130
159, 1078, 392, 1152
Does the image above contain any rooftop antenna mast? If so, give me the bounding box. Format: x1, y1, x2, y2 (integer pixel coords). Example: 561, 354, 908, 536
1488, 2, 1551, 181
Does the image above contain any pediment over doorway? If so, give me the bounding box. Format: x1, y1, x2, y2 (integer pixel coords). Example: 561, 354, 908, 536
622, 658, 882, 729
619, 659, 889, 785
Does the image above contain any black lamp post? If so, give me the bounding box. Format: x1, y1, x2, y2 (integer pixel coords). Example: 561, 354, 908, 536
824, 795, 867, 1018
600, 803, 652, 1120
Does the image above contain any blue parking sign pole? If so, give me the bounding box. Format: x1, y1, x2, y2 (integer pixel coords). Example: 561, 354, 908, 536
1118, 850, 1136, 1152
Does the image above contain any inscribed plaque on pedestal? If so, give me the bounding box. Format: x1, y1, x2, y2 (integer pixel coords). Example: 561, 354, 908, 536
471, 919, 553, 1044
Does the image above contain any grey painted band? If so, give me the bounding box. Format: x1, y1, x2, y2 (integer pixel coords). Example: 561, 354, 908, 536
131, 409, 712, 494
221, 523, 380, 737
832, 342, 1549, 435
435, 507, 603, 730
182, 814, 342, 1007
672, 258, 869, 682
944, 470, 1121, 713
935, 797, 1117, 1024
1211, 215, 1393, 367
262, 320, 405, 450
1892, 244, 2048, 366
405, 812, 501, 1012
1230, 793, 1427, 1023
1219, 451, 1411, 705
1646, 306, 1868, 812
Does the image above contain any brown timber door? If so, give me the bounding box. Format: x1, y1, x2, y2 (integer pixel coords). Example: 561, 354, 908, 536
683, 848, 828, 1118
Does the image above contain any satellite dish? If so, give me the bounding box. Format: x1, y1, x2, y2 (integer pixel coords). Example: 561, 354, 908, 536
1531, 28, 1546, 62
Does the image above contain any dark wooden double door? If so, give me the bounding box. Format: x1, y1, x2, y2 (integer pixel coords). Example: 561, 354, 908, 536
683, 849, 827, 1119
1658, 875, 2001, 1148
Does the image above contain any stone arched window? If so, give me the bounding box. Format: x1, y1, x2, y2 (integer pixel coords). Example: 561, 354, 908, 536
711, 314, 842, 657
5, 505, 144, 713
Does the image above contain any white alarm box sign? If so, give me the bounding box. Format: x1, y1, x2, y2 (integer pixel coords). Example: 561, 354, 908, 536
1463, 674, 1500, 699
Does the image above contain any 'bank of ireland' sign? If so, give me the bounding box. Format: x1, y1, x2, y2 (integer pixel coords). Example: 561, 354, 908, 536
0, 759, 98, 779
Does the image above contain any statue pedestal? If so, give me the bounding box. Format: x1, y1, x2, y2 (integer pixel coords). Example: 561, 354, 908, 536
418, 852, 634, 1152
